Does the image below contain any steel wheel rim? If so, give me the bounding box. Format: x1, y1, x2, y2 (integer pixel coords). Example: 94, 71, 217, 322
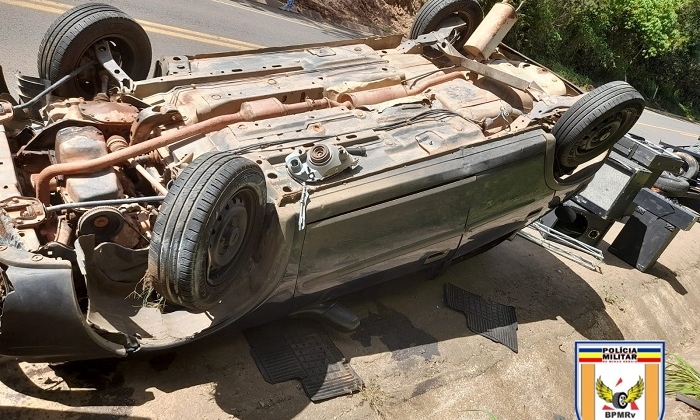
207, 189, 256, 286
569, 108, 635, 163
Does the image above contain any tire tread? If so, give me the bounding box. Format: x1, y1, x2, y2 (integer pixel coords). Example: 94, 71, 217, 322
149, 152, 266, 311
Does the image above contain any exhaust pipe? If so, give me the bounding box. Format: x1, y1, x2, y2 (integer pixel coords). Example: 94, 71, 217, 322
337, 71, 465, 107
34, 98, 348, 205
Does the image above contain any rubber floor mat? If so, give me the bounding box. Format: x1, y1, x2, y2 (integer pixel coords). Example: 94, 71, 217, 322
244, 319, 363, 401
444, 283, 518, 353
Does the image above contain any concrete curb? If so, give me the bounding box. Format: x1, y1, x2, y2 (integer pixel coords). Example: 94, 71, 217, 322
247, 0, 388, 36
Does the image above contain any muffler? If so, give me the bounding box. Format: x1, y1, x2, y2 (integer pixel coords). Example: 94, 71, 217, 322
464, 0, 518, 61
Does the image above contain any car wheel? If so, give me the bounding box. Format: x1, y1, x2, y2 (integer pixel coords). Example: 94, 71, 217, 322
553, 81, 645, 170
149, 152, 266, 312
38, 3, 151, 98
409, 0, 483, 50
654, 172, 690, 197
612, 392, 629, 409
674, 151, 699, 179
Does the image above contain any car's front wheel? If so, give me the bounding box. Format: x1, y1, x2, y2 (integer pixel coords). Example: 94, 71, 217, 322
149, 152, 267, 312
37, 3, 152, 98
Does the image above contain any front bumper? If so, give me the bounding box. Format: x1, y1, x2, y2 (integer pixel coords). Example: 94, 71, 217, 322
0, 245, 126, 361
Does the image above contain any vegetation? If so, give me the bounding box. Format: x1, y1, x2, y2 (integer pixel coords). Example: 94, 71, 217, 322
666, 354, 700, 399
479, 0, 700, 119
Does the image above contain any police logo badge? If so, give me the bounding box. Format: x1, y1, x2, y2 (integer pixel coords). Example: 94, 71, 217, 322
575, 340, 665, 419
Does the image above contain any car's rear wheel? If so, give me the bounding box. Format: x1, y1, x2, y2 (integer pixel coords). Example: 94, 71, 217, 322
149, 152, 266, 312
38, 3, 151, 98
553, 81, 645, 170
409, 0, 483, 50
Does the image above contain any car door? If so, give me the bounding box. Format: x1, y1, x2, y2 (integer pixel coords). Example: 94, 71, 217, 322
294, 174, 475, 302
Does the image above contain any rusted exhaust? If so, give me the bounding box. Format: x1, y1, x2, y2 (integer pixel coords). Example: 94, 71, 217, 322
35, 98, 348, 204
337, 72, 465, 107
464, 0, 517, 62
239, 97, 341, 121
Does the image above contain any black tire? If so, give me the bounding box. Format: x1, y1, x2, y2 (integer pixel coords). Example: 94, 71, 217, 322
654, 172, 690, 197
38, 3, 151, 98
553, 81, 645, 169
409, 0, 483, 49
612, 392, 628, 409
674, 151, 699, 179
149, 152, 266, 311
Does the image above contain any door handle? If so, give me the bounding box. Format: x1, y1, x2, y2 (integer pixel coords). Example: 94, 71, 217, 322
423, 249, 450, 265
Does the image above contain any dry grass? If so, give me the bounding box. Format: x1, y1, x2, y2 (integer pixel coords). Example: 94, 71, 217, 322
128, 273, 165, 310
360, 380, 388, 414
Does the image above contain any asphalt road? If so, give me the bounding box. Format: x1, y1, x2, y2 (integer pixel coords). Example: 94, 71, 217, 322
0, 0, 362, 90
1, 0, 699, 147
631, 109, 700, 147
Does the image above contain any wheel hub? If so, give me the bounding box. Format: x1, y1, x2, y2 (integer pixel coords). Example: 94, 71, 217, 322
209, 197, 248, 276
575, 112, 627, 155
76, 38, 136, 96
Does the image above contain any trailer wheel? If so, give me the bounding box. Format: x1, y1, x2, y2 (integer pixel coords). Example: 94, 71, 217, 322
553, 81, 644, 170
674, 151, 699, 179
654, 172, 690, 197
149, 152, 266, 312
38, 3, 151, 98
410, 0, 483, 50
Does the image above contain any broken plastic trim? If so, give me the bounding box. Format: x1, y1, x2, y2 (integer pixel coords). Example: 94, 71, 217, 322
12, 61, 95, 112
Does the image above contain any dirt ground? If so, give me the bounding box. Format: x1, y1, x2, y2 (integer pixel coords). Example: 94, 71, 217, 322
299, 0, 421, 34
0, 219, 699, 419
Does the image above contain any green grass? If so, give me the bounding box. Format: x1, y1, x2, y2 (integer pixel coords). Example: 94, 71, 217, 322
666, 354, 700, 399
547, 61, 596, 91
675, 103, 700, 122
544, 61, 700, 120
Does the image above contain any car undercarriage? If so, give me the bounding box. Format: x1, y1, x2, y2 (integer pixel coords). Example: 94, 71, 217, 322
0, 1, 644, 361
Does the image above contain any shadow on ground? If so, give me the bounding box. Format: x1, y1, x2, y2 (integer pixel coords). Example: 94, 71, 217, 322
599, 239, 688, 295
0, 406, 150, 420
0, 237, 624, 420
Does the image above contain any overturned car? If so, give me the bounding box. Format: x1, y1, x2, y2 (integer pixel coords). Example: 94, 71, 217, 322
0, 0, 644, 361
